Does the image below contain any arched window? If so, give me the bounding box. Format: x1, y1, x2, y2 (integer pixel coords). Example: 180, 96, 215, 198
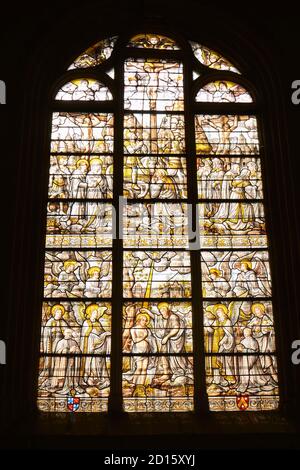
37, 33, 278, 414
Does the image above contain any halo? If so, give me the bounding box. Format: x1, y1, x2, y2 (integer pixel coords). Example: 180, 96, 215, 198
51, 304, 65, 315
209, 268, 221, 276
251, 302, 266, 314
135, 312, 150, 325
85, 304, 101, 319
212, 304, 228, 315
87, 266, 101, 277
90, 157, 103, 166
76, 158, 89, 168
64, 260, 77, 268
240, 259, 252, 270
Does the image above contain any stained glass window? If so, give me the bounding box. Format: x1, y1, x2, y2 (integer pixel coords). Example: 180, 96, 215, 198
128, 34, 180, 50
37, 33, 279, 414
190, 41, 240, 73
195, 82, 252, 103
55, 79, 113, 101
68, 37, 118, 69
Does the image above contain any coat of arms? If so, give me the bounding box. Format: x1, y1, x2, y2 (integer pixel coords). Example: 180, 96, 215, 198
236, 394, 249, 410
67, 397, 80, 412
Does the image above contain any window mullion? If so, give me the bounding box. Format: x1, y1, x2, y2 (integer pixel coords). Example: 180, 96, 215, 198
184, 62, 209, 414
108, 57, 124, 414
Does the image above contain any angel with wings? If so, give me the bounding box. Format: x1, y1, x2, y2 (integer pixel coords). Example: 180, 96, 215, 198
204, 301, 252, 390
232, 255, 271, 297
202, 251, 271, 298
83, 261, 112, 298
44, 255, 82, 298
45, 251, 111, 298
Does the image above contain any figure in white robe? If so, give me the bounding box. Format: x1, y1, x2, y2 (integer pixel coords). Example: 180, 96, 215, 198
152, 303, 193, 386
39, 304, 69, 387
245, 161, 264, 222
221, 163, 240, 199
41, 305, 68, 354
208, 166, 257, 234
86, 158, 108, 198
248, 303, 277, 378
69, 159, 89, 221
79, 305, 111, 389
208, 269, 232, 297
56, 261, 80, 296
209, 305, 235, 387
207, 158, 224, 200
234, 328, 277, 393
47, 328, 84, 395
198, 159, 212, 199
78, 160, 110, 235
233, 262, 269, 297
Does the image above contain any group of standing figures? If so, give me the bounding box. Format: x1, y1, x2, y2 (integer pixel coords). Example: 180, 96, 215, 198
39, 303, 111, 397
122, 302, 193, 397
39, 301, 194, 399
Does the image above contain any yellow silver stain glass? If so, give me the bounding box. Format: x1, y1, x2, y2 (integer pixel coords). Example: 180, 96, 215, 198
123, 251, 192, 299
124, 113, 185, 154
68, 36, 118, 69
195, 115, 259, 155
197, 157, 263, 199
190, 41, 240, 74
38, 31, 278, 414
48, 155, 113, 199
46, 202, 113, 248
124, 59, 184, 111
38, 105, 114, 410
55, 79, 113, 101
198, 202, 267, 249
123, 202, 190, 248
39, 301, 111, 412
196, 81, 252, 103
128, 34, 179, 50
51, 112, 114, 154
123, 156, 187, 199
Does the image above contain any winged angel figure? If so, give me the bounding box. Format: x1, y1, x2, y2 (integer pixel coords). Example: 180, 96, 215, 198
204, 300, 277, 394
44, 251, 112, 298
39, 301, 110, 396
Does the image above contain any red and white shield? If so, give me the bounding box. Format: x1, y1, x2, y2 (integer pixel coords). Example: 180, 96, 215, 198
67, 397, 80, 412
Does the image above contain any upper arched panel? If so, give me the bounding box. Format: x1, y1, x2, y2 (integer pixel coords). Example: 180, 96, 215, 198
127, 34, 180, 50
196, 81, 252, 103
68, 36, 118, 70
55, 79, 113, 101
190, 41, 240, 74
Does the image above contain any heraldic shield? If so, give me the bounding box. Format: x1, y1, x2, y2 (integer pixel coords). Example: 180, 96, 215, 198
236, 395, 249, 411
67, 397, 80, 412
